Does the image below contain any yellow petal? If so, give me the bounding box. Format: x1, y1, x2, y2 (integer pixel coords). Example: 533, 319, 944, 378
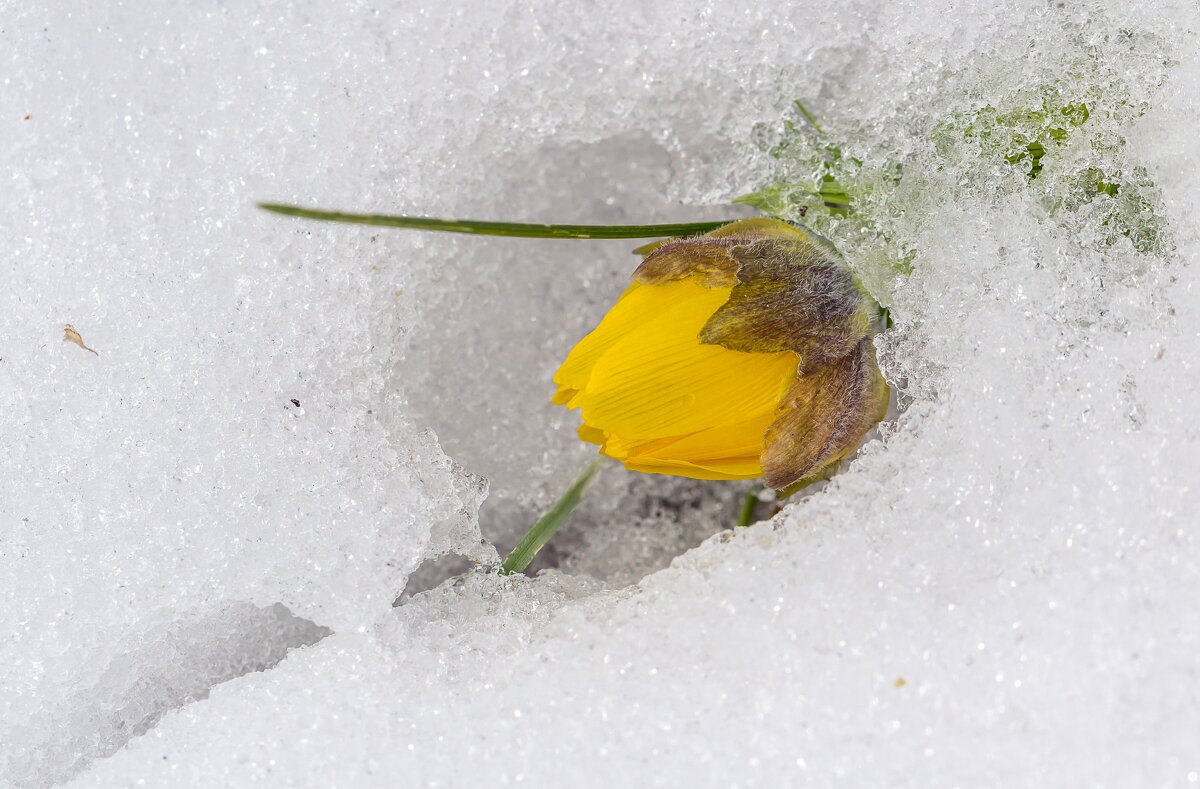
577, 424, 607, 445
624, 412, 775, 464
576, 280, 798, 441
552, 384, 578, 406
621, 454, 764, 481
596, 412, 777, 480
553, 280, 651, 395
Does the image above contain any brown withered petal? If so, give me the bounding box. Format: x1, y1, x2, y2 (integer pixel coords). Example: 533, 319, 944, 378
760, 338, 889, 491
633, 236, 741, 287
700, 236, 874, 368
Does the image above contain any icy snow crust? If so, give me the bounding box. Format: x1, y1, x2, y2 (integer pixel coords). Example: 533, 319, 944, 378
3, 0, 1199, 786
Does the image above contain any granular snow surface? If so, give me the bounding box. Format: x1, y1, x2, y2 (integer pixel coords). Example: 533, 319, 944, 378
3, 1, 1200, 786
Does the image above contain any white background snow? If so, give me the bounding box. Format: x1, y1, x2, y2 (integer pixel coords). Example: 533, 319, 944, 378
3, 0, 1200, 786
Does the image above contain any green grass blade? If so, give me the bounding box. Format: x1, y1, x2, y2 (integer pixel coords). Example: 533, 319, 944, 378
736, 490, 759, 527
500, 457, 607, 576
258, 203, 734, 240
794, 99, 825, 135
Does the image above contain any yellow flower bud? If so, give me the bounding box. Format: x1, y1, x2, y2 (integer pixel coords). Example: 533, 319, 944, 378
552, 218, 889, 491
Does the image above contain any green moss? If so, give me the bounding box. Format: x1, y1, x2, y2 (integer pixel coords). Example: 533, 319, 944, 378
740, 88, 1166, 259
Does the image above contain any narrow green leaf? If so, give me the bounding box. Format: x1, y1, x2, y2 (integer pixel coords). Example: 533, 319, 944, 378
794, 99, 826, 135
258, 203, 734, 240
736, 491, 759, 527
499, 457, 607, 576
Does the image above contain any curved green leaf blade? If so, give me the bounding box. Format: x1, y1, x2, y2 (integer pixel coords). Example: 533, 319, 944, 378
259, 203, 735, 240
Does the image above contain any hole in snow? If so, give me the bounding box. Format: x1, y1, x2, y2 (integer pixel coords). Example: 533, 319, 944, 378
392, 130, 894, 596
396, 133, 773, 591
14, 603, 329, 787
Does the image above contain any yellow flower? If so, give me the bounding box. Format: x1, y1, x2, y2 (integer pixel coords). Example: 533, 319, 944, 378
552, 217, 889, 491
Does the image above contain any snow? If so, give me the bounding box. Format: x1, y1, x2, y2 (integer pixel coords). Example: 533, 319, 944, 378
3, 0, 1200, 786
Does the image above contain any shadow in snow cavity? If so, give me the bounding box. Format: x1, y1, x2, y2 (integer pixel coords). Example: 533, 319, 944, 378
23, 603, 330, 788
395, 133, 763, 597
393, 131, 902, 601
399, 474, 772, 600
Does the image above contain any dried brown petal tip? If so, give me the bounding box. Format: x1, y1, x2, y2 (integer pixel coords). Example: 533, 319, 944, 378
700, 238, 873, 365
634, 238, 740, 287
761, 338, 889, 491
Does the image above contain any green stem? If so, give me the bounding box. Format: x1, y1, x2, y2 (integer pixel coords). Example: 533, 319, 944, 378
736, 491, 758, 527
794, 99, 825, 135
500, 457, 607, 575
258, 203, 734, 240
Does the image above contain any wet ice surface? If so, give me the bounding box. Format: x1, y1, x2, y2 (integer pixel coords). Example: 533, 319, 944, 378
3, 0, 1200, 786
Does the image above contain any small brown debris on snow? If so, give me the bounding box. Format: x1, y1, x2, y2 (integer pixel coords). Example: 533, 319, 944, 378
64, 324, 99, 355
